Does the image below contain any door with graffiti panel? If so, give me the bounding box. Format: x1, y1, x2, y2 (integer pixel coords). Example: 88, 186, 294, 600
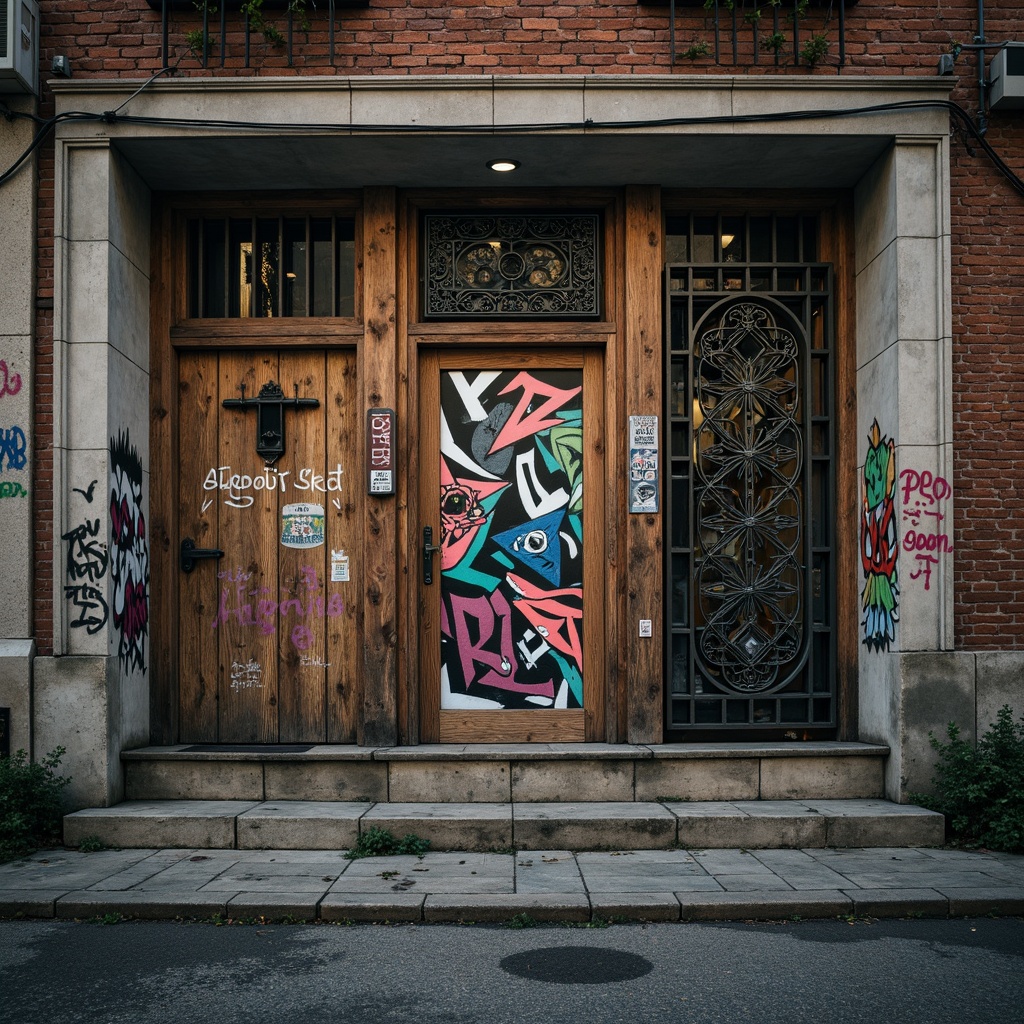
177, 349, 360, 743
418, 350, 605, 743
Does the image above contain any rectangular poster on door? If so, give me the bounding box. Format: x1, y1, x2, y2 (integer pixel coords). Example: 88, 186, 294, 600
439, 369, 584, 711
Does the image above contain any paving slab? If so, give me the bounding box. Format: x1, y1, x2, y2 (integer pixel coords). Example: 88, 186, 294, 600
576, 850, 714, 892
332, 852, 513, 894
679, 889, 854, 921
85, 851, 200, 891
716, 874, 796, 892
690, 849, 776, 874
236, 801, 366, 849
845, 888, 949, 917
0, 849, 160, 890
423, 893, 591, 923
671, 803, 827, 849
514, 851, 585, 894
319, 892, 425, 922
513, 802, 676, 850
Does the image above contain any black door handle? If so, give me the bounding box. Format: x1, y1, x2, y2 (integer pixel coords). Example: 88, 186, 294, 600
180, 537, 225, 574
423, 526, 441, 585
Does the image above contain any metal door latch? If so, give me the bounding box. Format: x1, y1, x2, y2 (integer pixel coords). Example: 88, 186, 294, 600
423, 526, 441, 585
180, 537, 225, 574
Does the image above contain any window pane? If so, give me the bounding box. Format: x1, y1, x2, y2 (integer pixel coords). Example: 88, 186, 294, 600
283, 218, 307, 318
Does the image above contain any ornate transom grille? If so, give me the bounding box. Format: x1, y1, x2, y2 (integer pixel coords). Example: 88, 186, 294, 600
423, 213, 601, 319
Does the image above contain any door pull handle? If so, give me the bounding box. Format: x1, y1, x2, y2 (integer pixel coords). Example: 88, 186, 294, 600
180, 537, 225, 574
423, 526, 441, 586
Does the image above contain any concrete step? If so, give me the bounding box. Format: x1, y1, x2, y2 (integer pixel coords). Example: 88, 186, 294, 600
122, 742, 890, 803
63, 798, 944, 853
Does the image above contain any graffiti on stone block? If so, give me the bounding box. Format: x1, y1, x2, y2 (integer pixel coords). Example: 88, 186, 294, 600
0, 361, 22, 400
860, 420, 899, 651
900, 468, 953, 592
63, 479, 109, 635
0, 481, 27, 499
0, 426, 27, 472
110, 431, 149, 674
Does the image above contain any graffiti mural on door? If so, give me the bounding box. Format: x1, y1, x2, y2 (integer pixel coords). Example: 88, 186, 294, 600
439, 370, 584, 710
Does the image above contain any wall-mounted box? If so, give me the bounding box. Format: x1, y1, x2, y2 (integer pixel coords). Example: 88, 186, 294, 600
990, 42, 1024, 111
0, 0, 39, 96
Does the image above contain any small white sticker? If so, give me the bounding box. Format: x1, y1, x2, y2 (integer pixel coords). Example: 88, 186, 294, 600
369, 469, 393, 494
639, 619, 652, 638
331, 549, 350, 583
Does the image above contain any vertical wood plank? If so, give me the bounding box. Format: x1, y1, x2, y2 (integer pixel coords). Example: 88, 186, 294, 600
149, 202, 177, 744
624, 185, 664, 744
828, 199, 860, 740
359, 187, 399, 745
583, 348, 606, 741
177, 350, 220, 742
327, 348, 361, 743
216, 350, 280, 743
277, 349, 329, 742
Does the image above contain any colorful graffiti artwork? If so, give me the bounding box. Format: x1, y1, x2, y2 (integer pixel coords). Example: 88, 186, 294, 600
439, 369, 584, 710
110, 431, 149, 673
860, 420, 899, 651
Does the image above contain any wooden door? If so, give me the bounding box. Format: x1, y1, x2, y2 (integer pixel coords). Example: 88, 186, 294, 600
418, 349, 605, 743
177, 349, 360, 744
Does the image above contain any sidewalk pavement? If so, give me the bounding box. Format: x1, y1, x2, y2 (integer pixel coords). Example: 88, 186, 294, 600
1, 845, 1023, 924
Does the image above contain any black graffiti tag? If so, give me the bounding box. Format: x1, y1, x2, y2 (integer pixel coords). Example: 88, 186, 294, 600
62, 515, 109, 633
110, 430, 149, 674
65, 584, 109, 635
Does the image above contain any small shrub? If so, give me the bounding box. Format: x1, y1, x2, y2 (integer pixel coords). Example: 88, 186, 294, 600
0, 747, 71, 862
344, 826, 431, 860
800, 33, 830, 67
506, 912, 538, 930
916, 705, 1024, 853
77, 835, 108, 853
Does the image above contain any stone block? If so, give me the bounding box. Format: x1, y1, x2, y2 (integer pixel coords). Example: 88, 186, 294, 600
825, 809, 944, 849
360, 803, 512, 852
941, 888, 1024, 917
511, 760, 633, 802
0, 640, 33, 756
55, 890, 229, 921
514, 851, 585, 894
423, 893, 591, 923
388, 760, 510, 803
0, 891, 62, 918
975, 652, 1024, 732
846, 888, 948, 918
264, 761, 387, 802
126, 760, 263, 801
678, 890, 853, 921
671, 803, 827, 849
225, 893, 319, 922
900, 651, 977, 798
320, 892, 425, 922
236, 802, 366, 850
587, 893, 681, 921
760, 757, 884, 800
635, 758, 758, 802
63, 801, 257, 849
513, 803, 676, 851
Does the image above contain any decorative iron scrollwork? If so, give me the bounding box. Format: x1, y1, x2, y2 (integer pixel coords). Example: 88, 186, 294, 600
692, 301, 809, 694
424, 213, 600, 319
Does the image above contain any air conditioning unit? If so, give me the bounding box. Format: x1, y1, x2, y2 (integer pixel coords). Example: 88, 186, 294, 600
989, 42, 1024, 112
0, 0, 39, 96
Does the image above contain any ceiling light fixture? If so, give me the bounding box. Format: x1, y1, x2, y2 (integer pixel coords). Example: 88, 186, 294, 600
488, 159, 520, 172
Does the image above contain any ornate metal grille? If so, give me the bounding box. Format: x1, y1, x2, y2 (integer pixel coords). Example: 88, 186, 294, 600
423, 213, 601, 320
664, 213, 835, 734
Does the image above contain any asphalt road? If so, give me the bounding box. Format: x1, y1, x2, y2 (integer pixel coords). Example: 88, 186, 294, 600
2, 917, 1022, 1024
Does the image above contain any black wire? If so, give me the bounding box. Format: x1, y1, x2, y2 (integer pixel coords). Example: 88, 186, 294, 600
2, 96, 1023, 198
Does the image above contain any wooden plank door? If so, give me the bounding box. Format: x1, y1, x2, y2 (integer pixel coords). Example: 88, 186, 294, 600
418, 349, 605, 743
177, 348, 360, 744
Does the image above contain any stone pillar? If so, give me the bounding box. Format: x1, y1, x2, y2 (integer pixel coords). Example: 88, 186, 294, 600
35, 142, 152, 808
0, 94, 38, 758
854, 136, 974, 799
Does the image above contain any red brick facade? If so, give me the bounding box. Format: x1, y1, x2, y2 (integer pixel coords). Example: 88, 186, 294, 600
24, 0, 1024, 652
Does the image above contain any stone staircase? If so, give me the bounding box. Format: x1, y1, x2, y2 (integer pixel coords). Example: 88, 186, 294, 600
62, 742, 946, 852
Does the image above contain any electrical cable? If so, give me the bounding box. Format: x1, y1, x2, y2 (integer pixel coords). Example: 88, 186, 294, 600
2, 95, 1023, 197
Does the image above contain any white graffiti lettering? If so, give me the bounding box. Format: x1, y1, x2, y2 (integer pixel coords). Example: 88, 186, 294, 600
203, 465, 343, 508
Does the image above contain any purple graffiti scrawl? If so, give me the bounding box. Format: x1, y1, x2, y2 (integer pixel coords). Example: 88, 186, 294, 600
439, 369, 584, 710
110, 431, 149, 673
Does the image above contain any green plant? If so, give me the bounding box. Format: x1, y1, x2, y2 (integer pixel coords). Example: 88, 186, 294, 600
800, 32, 830, 67
915, 705, 1024, 853
678, 40, 712, 61
242, 0, 311, 45
761, 31, 787, 55
77, 835, 108, 853
506, 912, 538, 929
94, 912, 124, 926
344, 827, 431, 860
0, 747, 70, 862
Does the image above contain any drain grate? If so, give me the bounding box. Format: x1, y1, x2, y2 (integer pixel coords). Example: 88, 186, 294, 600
500, 946, 654, 985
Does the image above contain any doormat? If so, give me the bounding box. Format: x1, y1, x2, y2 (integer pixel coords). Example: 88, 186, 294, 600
181, 744, 315, 754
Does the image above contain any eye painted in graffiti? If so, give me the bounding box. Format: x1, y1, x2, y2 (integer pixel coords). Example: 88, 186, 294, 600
440, 483, 489, 542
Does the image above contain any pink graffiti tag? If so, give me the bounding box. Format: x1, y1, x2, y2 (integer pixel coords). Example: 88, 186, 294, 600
505, 572, 583, 670
898, 468, 953, 591
487, 373, 582, 454
0, 361, 22, 399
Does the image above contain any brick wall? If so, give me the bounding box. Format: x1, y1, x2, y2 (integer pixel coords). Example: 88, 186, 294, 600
26, 0, 1024, 650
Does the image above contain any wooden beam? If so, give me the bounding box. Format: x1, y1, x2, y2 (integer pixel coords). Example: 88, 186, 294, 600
358, 187, 399, 745
624, 186, 664, 744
